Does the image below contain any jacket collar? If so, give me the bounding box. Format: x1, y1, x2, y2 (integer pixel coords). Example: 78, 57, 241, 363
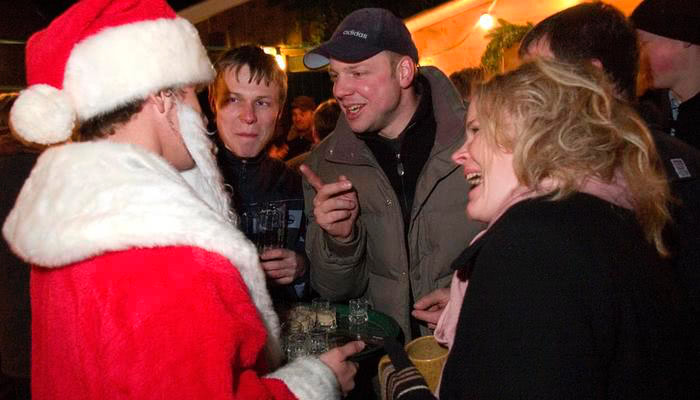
214, 133, 267, 166
324, 66, 466, 170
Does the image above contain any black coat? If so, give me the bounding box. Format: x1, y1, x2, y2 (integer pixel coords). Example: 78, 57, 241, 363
652, 132, 700, 318
214, 137, 311, 302
640, 89, 700, 151
440, 193, 695, 400
636, 95, 700, 323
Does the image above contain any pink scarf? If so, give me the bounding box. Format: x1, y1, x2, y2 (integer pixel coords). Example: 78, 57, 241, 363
434, 174, 632, 349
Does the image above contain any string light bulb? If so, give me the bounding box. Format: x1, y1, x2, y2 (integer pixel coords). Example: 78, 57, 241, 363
262, 46, 287, 70
274, 54, 286, 71
478, 13, 495, 30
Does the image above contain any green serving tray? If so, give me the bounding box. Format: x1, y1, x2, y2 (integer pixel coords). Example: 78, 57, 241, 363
331, 303, 401, 361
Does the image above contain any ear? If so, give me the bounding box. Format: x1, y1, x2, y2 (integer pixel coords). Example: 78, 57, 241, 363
590, 58, 604, 71
396, 56, 417, 89
149, 90, 176, 115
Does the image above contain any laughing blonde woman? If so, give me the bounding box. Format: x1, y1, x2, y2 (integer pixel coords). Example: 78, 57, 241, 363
382, 59, 690, 400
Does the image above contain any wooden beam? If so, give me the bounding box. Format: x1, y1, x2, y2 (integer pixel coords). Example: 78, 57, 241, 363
177, 0, 252, 25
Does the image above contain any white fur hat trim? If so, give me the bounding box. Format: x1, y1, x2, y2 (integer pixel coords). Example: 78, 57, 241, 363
64, 17, 214, 122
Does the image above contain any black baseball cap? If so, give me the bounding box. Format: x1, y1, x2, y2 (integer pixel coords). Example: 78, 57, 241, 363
631, 0, 700, 45
303, 8, 419, 70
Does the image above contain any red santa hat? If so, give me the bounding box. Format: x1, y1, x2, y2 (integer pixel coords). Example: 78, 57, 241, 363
10, 0, 214, 145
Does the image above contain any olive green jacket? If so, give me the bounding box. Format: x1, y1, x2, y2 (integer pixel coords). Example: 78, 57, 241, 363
302, 66, 483, 339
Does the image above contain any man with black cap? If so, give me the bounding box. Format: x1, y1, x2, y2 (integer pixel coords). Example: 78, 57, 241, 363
632, 0, 700, 150
299, 8, 482, 340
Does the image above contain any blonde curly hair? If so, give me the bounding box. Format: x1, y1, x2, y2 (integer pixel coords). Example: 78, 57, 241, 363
473, 59, 670, 255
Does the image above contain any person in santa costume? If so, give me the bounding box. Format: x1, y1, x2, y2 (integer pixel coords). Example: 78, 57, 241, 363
2, 0, 364, 399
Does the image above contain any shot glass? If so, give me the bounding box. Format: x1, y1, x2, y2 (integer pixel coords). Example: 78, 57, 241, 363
348, 298, 369, 326
348, 318, 367, 339
308, 327, 329, 355
281, 320, 303, 356
312, 298, 336, 331
286, 332, 310, 361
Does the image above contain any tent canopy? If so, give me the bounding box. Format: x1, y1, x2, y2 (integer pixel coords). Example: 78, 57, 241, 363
406, 0, 643, 75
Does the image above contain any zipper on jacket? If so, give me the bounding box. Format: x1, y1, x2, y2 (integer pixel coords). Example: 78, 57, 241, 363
396, 152, 405, 177
239, 160, 247, 187
396, 151, 411, 225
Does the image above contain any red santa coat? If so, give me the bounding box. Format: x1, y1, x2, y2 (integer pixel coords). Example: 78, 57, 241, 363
3, 141, 339, 400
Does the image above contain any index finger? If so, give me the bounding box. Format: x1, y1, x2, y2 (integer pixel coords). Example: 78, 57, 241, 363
413, 294, 438, 310
299, 164, 324, 191
259, 248, 290, 260
411, 309, 439, 325
336, 340, 366, 358
414, 288, 449, 309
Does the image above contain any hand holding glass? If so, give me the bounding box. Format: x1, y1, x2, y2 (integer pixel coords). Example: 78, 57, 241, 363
240, 201, 287, 252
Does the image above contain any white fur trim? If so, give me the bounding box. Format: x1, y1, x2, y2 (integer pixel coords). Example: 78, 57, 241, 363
1, 141, 283, 366
9, 84, 75, 144
268, 357, 340, 400
64, 17, 214, 121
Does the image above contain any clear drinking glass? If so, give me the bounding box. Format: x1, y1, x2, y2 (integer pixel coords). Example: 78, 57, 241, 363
348, 298, 369, 325
240, 201, 287, 253
286, 332, 310, 361
281, 320, 303, 357
312, 298, 336, 331
348, 319, 367, 339
308, 327, 329, 355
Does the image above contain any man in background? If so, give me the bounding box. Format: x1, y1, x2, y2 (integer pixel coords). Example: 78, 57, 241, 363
286, 98, 341, 170
631, 0, 700, 150
285, 95, 316, 160
312, 98, 341, 144
449, 67, 485, 106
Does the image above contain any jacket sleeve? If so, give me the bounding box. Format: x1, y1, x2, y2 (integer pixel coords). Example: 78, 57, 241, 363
302, 160, 369, 301
382, 337, 436, 400
29, 246, 334, 400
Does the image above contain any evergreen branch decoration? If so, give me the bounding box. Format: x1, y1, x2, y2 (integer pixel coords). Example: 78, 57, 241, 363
480, 19, 532, 73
